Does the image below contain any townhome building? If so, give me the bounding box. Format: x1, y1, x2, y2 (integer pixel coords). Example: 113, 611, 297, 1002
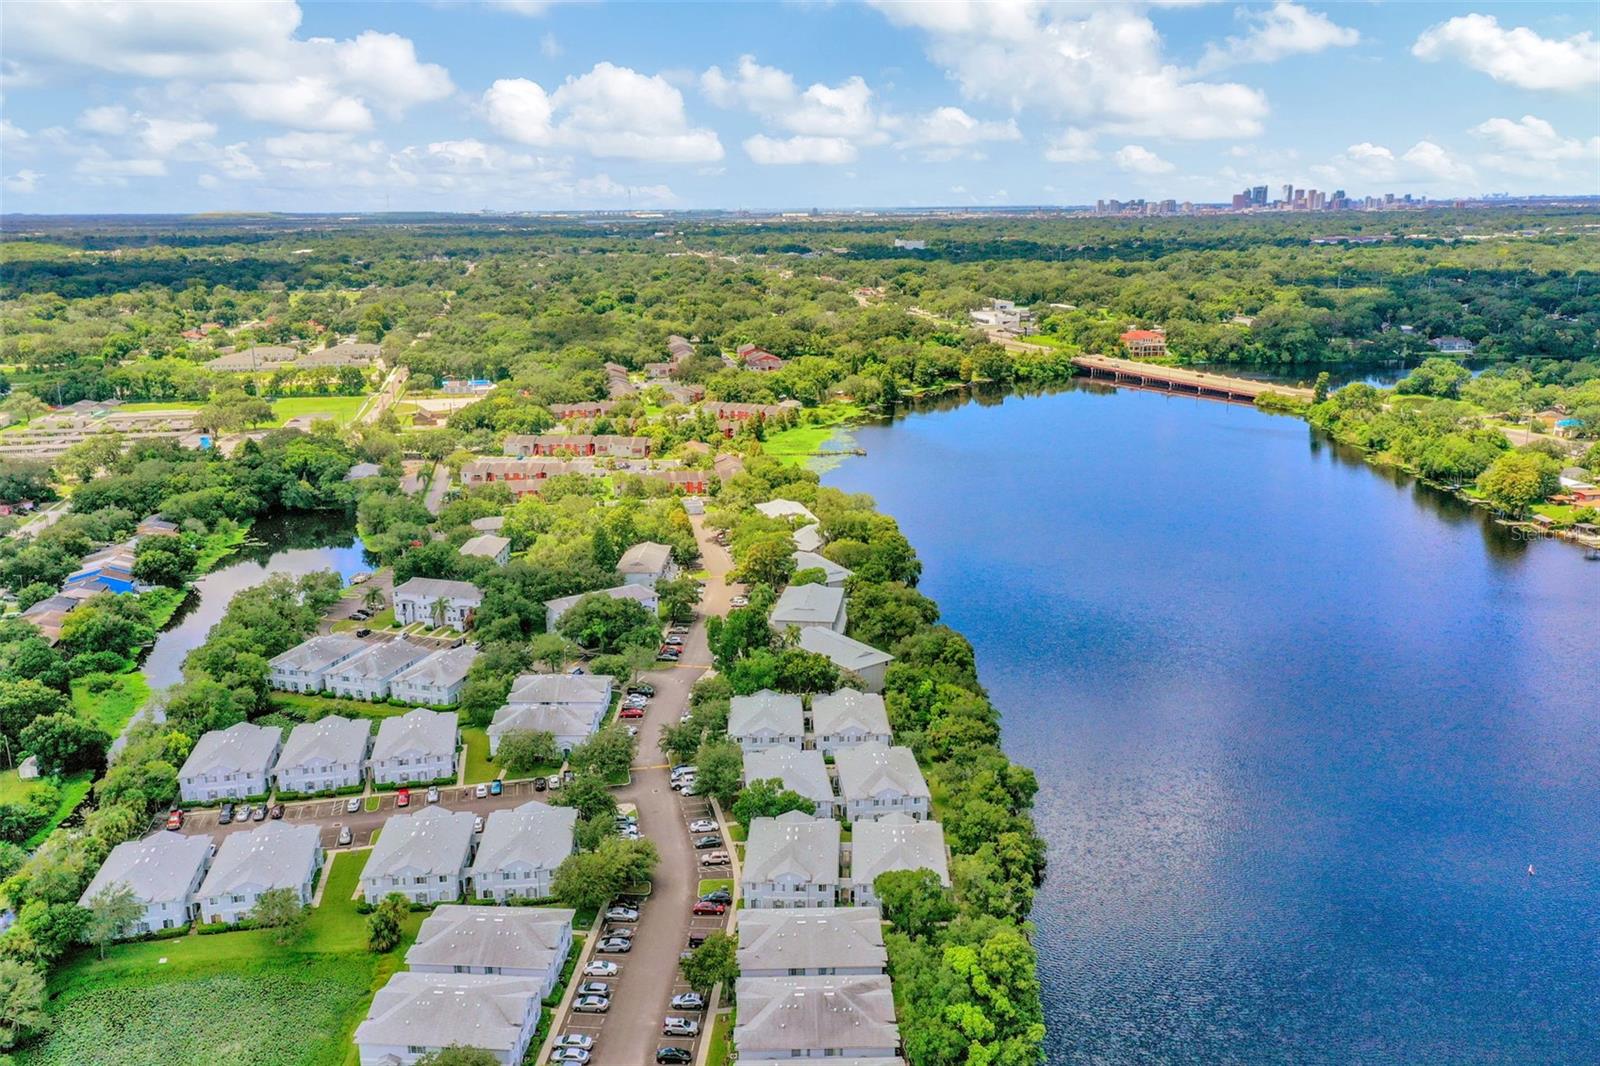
488, 674, 613, 753
737, 906, 888, 977
267, 634, 369, 693
810, 689, 892, 755
360, 805, 476, 905
728, 690, 805, 753
470, 801, 578, 901
770, 582, 847, 635
742, 810, 842, 910
391, 577, 483, 630
848, 814, 950, 908
616, 540, 678, 587
354, 972, 543, 1066
834, 743, 932, 823
369, 708, 459, 785
196, 821, 323, 924
543, 583, 658, 633
388, 644, 480, 707
743, 746, 838, 818
798, 627, 895, 694
322, 639, 433, 701
275, 715, 371, 794
459, 534, 512, 567
78, 832, 213, 938
735, 974, 901, 1061
178, 721, 282, 803
407, 905, 574, 996
791, 549, 852, 588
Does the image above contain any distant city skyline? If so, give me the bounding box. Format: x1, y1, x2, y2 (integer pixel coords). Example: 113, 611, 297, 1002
1, 2, 1597, 214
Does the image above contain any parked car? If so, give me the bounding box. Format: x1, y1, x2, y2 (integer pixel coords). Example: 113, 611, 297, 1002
553, 1033, 594, 1050
164, 809, 184, 831
572, 995, 610, 1014
269, 803, 285, 820
596, 937, 633, 953
687, 932, 707, 948
671, 765, 696, 779
549, 1049, 591, 1064
489, 779, 503, 796
663, 635, 684, 646
730, 595, 749, 607
337, 825, 353, 846
581, 961, 618, 978
426, 786, 440, 804
250, 804, 267, 822
688, 819, 717, 834
534, 777, 547, 792
604, 906, 640, 923
693, 835, 722, 850
354, 627, 371, 638
662, 1017, 701, 1037
218, 803, 234, 825
670, 776, 694, 792
546, 775, 562, 791
668, 624, 690, 635
691, 900, 726, 916
395, 788, 410, 808
656, 647, 679, 661
346, 797, 361, 814
602, 925, 636, 940
698, 889, 732, 905
669, 992, 706, 1012
474, 783, 488, 799
699, 851, 730, 867
473, 815, 485, 834
619, 706, 645, 720
655, 1049, 693, 1065
627, 683, 655, 697
680, 781, 699, 797
575, 981, 611, 998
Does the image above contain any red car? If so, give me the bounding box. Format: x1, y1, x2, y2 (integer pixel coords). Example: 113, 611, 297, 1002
691, 901, 727, 916
396, 788, 410, 808
619, 705, 645, 720
164, 809, 184, 831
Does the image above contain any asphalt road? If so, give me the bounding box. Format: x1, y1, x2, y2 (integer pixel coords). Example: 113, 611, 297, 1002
544, 515, 739, 1066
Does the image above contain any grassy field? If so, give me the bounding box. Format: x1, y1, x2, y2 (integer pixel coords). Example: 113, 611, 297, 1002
192, 525, 250, 573
461, 726, 496, 784
697, 878, 733, 897
70, 671, 151, 735
0, 769, 96, 849
761, 403, 865, 467
21, 850, 420, 1066
270, 692, 411, 721
269, 395, 368, 427
138, 586, 189, 629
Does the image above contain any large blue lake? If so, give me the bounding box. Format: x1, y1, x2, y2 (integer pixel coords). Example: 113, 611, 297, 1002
824, 384, 1599, 1064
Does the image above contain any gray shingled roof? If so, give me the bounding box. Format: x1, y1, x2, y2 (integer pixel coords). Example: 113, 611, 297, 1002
617, 541, 672, 576
488, 703, 598, 741
792, 550, 852, 584
728, 690, 804, 738
79, 832, 212, 907
325, 639, 432, 682
460, 534, 511, 559
180, 721, 281, 779
354, 972, 543, 1055
371, 708, 459, 763
390, 644, 480, 690
543, 583, 657, 616
363, 805, 475, 881
470, 515, 506, 532
392, 577, 484, 604
743, 810, 840, 885
407, 904, 574, 972
810, 690, 890, 737
850, 814, 949, 889
277, 715, 370, 772
506, 673, 613, 705
792, 523, 824, 553
834, 744, 930, 803
471, 801, 577, 878
198, 822, 321, 897
770, 583, 845, 627
743, 748, 834, 808
735, 974, 899, 1056
737, 906, 887, 974
798, 627, 894, 672
755, 498, 818, 523
268, 634, 368, 673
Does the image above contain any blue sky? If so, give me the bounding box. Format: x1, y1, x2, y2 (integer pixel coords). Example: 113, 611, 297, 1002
1, 1, 1596, 213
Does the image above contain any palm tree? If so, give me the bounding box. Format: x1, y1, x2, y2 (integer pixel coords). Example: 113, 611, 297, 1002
362, 586, 386, 615
430, 596, 450, 630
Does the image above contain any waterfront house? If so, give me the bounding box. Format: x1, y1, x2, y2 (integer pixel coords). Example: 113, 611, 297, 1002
488, 673, 613, 753
321, 639, 433, 701
742, 810, 842, 910
737, 906, 888, 977
459, 534, 511, 567
196, 821, 323, 925
268, 635, 370, 694
735, 974, 900, 1061
354, 972, 543, 1066
744, 747, 838, 818
178, 721, 282, 803
543, 583, 658, 633
389, 644, 480, 707
798, 627, 894, 693
616, 540, 677, 587
770, 583, 847, 634
78, 833, 212, 938
791, 523, 825, 553
392, 577, 483, 630
1429, 336, 1477, 354
406, 905, 574, 995
369, 708, 459, 785
728, 690, 805, 753
275, 715, 371, 794
755, 498, 819, 524
1119, 328, 1167, 357
469, 802, 579, 901
834, 743, 931, 823
360, 805, 476, 905
810, 689, 892, 754
792, 549, 852, 588
848, 814, 949, 908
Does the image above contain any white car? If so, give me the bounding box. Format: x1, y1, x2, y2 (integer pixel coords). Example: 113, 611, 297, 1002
688, 819, 717, 834
426, 786, 440, 804
474, 783, 488, 799
473, 815, 485, 834
730, 595, 749, 607
582, 961, 618, 978
605, 906, 640, 923
549, 1050, 590, 1064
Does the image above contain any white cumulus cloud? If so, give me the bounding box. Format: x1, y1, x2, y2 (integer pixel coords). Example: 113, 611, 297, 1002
1413, 14, 1600, 92
1470, 114, 1600, 178
1196, 3, 1359, 72
896, 106, 1020, 160
1044, 127, 1102, 163
1113, 144, 1175, 174
742, 134, 858, 166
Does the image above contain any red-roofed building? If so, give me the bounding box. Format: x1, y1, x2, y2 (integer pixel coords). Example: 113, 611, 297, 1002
1120, 329, 1167, 358
738, 343, 785, 372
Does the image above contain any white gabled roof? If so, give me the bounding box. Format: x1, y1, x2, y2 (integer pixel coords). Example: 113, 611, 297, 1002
354, 972, 543, 1055
834, 743, 929, 803
543, 583, 657, 616
791, 523, 825, 553
728, 689, 804, 738
735, 975, 899, 1057
792, 550, 852, 584
770, 583, 845, 627
460, 534, 511, 559
737, 906, 887, 974
488, 702, 599, 741
392, 577, 483, 604
363, 806, 475, 881
617, 540, 673, 576
407, 904, 574, 973
180, 721, 281, 780
325, 638, 432, 683
743, 747, 834, 807
506, 672, 613, 705
810, 689, 890, 737
198, 822, 321, 898
850, 813, 949, 889
470, 801, 577, 878
390, 644, 480, 691
79, 832, 212, 907
743, 810, 840, 885
371, 708, 458, 763
798, 627, 894, 672
268, 634, 367, 674
756, 498, 818, 524
278, 715, 370, 772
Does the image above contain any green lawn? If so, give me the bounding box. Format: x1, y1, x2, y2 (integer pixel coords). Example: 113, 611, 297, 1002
137, 586, 189, 629
192, 525, 251, 574
761, 403, 864, 467
0, 769, 96, 849
269, 395, 368, 427
697, 878, 733, 897
70, 672, 151, 735
271, 692, 412, 721
462, 726, 496, 783
705, 1009, 735, 1066
21, 850, 421, 1066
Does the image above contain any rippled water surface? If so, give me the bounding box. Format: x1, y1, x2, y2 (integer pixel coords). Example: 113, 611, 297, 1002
824, 385, 1599, 1064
